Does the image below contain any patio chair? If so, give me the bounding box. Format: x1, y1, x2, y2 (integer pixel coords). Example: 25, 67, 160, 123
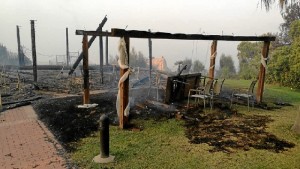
211, 79, 225, 108
230, 80, 257, 111
197, 76, 213, 91
187, 79, 214, 109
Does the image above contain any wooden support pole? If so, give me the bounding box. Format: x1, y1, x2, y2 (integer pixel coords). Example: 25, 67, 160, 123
16, 25, 22, 67
99, 27, 104, 84
30, 20, 37, 82
148, 29, 152, 88
119, 36, 130, 129
256, 41, 270, 103
105, 30, 109, 65
208, 40, 217, 79
66, 27, 70, 66
82, 34, 90, 104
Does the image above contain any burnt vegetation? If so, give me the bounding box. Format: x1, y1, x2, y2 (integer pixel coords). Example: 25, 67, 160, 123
184, 107, 295, 153
33, 88, 295, 153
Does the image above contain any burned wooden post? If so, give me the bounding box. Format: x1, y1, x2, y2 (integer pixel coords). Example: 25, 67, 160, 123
208, 40, 217, 79
66, 27, 70, 66
99, 27, 104, 84
69, 16, 107, 75
119, 36, 130, 129
148, 29, 152, 89
256, 41, 270, 103
106, 30, 109, 65
82, 34, 90, 104
16, 25, 23, 67
30, 20, 37, 82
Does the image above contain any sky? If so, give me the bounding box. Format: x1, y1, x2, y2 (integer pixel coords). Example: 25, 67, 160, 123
0, 0, 284, 71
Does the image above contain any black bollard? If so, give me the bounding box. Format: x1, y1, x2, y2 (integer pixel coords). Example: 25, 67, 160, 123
100, 114, 110, 158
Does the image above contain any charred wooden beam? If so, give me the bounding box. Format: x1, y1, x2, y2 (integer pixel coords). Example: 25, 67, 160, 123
66, 27, 70, 66
16, 25, 22, 67
99, 27, 104, 84
69, 16, 107, 75
3, 96, 42, 106
148, 29, 152, 93
76, 29, 276, 42
105, 30, 109, 66
256, 41, 270, 103
76, 30, 111, 36
110, 29, 276, 41
30, 20, 37, 82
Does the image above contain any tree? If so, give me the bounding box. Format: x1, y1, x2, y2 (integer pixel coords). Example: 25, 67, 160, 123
275, 3, 300, 45
261, 0, 298, 11
0, 44, 9, 61
289, 20, 300, 40
192, 60, 205, 73
136, 51, 147, 68
237, 42, 262, 80
129, 47, 147, 68
267, 46, 290, 86
267, 20, 300, 88
218, 54, 236, 78
0, 43, 32, 66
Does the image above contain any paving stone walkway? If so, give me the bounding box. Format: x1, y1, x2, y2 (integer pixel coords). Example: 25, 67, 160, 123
0, 105, 68, 169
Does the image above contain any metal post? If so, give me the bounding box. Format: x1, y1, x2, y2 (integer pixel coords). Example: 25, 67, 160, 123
82, 34, 90, 104
30, 20, 37, 82
100, 114, 109, 158
93, 114, 114, 163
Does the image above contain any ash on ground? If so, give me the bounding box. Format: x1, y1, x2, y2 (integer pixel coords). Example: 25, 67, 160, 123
184, 105, 295, 153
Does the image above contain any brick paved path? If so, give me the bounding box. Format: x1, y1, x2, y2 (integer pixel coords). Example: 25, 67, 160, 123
0, 106, 68, 169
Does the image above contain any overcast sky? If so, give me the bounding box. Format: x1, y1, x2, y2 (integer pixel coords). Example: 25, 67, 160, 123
0, 0, 283, 70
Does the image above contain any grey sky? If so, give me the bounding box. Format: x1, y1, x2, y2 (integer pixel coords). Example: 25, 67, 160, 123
0, 0, 283, 70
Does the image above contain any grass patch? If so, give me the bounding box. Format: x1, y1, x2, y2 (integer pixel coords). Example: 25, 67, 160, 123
69, 80, 300, 169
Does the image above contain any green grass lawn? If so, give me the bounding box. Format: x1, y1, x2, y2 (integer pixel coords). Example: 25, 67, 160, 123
69, 80, 300, 169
